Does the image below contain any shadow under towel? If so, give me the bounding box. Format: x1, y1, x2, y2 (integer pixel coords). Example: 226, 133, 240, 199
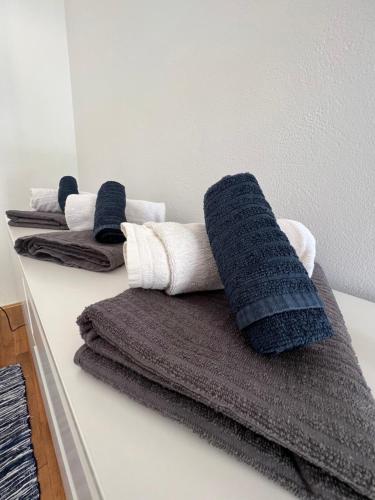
6, 210, 68, 229
204, 173, 333, 354
14, 230, 124, 272
74, 264, 375, 500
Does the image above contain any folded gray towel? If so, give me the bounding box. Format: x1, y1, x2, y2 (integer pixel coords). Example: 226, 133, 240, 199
75, 264, 375, 500
14, 230, 124, 272
6, 210, 68, 229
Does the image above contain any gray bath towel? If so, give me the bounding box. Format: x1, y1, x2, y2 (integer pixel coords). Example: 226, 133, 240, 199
6, 209, 68, 229
75, 264, 375, 499
15, 230, 124, 272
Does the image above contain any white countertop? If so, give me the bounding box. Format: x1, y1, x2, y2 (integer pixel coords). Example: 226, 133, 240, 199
7, 224, 375, 500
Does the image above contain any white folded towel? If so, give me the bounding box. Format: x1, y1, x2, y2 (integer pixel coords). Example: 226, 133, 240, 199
64, 193, 166, 230
30, 188, 62, 213
121, 219, 316, 295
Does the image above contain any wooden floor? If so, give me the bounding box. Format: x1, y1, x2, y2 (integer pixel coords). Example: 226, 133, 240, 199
0, 303, 66, 500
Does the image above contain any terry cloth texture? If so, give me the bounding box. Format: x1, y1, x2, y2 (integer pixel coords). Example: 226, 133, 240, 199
65, 193, 97, 231
14, 230, 124, 272
6, 210, 68, 229
30, 188, 62, 213
204, 173, 333, 354
94, 181, 126, 244
0, 364, 40, 499
65, 193, 166, 231
121, 219, 315, 295
74, 264, 375, 500
58, 176, 79, 212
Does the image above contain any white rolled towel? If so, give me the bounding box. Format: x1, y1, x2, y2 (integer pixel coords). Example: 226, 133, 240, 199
64, 193, 166, 230
30, 188, 62, 213
64, 193, 97, 231
125, 199, 166, 225
121, 218, 316, 295
30, 187, 90, 213
278, 219, 316, 278
123, 222, 222, 294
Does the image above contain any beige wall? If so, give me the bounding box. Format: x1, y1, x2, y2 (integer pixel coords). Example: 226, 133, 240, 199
0, 0, 77, 305
64, 0, 375, 301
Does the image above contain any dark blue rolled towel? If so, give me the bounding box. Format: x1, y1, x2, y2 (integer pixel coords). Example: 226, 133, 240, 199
94, 181, 126, 244
204, 173, 333, 355
58, 176, 79, 212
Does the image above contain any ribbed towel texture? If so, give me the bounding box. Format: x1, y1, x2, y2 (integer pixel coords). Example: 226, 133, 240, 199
65, 193, 166, 231
6, 209, 68, 229
122, 219, 315, 295
204, 173, 333, 354
58, 176, 78, 212
74, 264, 375, 500
94, 181, 126, 244
30, 188, 62, 213
14, 230, 124, 272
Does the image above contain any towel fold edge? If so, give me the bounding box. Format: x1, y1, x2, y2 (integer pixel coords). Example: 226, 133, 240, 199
236, 291, 324, 329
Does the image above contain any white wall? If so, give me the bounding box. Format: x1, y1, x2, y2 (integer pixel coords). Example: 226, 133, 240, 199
0, 0, 77, 305
65, 0, 375, 301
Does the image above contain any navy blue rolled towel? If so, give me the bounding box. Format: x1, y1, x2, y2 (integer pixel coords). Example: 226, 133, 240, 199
94, 181, 126, 244
58, 176, 79, 212
204, 173, 333, 355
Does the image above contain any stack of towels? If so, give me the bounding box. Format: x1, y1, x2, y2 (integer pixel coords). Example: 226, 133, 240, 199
8, 176, 165, 231
7, 171, 375, 498
7, 176, 166, 272
73, 173, 375, 500
120, 173, 331, 355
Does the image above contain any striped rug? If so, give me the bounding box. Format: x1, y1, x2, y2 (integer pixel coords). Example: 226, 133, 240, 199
0, 364, 40, 499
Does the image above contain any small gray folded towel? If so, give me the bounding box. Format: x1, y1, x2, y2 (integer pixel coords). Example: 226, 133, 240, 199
75, 264, 375, 500
6, 210, 68, 229
14, 230, 124, 272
